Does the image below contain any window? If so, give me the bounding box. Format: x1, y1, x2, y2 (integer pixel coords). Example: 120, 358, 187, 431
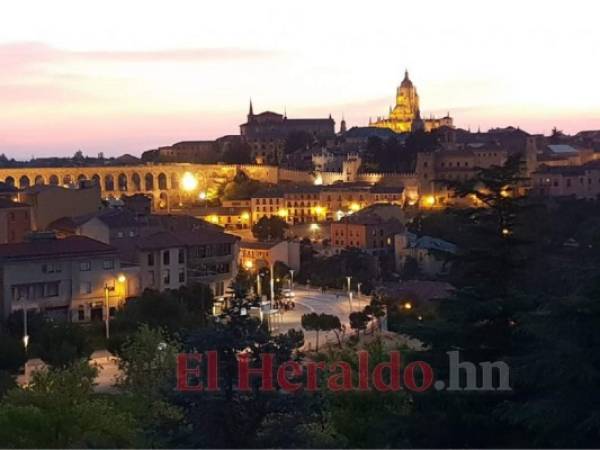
42, 263, 61, 274
103, 259, 114, 270
178, 249, 185, 264
163, 250, 170, 265
147, 253, 154, 266
178, 269, 185, 283
80, 282, 92, 294
79, 261, 91, 271
147, 271, 155, 286
45, 282, 59, 297
163, 269, 170, 285
77, 307, 85, 321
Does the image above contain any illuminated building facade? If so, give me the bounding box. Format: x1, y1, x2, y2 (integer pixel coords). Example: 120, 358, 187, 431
370, 70, 453, 133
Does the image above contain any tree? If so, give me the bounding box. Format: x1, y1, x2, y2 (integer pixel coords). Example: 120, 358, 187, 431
0, 362, 137, 448
397, 155, 535, 447
284, 130, 314, 154
319, 314, 343, 347
301, 312, 342, 351
116, 325, 183, 446
251, 216, 289, 241
363, 295, 386, 332
349, 311, 369, 337
301, 312, 321, 351
0, 334, 26, 374
35, 322, 92, 368
165, 301, 314, 448
221, 141, 252, 164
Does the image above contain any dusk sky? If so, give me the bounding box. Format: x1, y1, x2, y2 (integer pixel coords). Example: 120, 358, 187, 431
1, 0, 599, 158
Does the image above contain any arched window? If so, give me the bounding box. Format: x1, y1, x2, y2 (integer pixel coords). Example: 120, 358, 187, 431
91, 174, 101, 187
118, 173, 128, 191
77, 174, 87, 182
158, 173, 167, 190
62, 175, 72, 185
132, 173, 141, 191
34, 175, 45, 185
19, 175, 30, 188
49, 175, 59, 185
159, 192, 169, 209
145, 173, 154, 191
4, 176, 14, 187
104, 174, 115, 191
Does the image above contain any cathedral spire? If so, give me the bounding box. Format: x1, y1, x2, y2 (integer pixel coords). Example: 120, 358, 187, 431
404, 69, 409, 81
248, 98, 254, 116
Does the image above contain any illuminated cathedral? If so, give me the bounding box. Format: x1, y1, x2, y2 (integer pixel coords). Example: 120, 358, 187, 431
370, 70, 453, 133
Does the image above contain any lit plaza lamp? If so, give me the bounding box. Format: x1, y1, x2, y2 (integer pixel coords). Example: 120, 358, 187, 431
346, 276, 352, 312
181, 172, 198, 192
104, 275, 127, 340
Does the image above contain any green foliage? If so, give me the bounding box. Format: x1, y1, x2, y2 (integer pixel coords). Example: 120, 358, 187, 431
318, 338, 412, 447
349, 311, 369, 336
35, 322, 93, 368
0, 362, 137, 448
251, 215, 289, 241
110, 283, 214, 341
298, 248, 378, 293
221, 141, 252, 164
284, 130, 314, 154
0, 334, 26, 373
167, 302, 312, 448
222, 173, 271, 200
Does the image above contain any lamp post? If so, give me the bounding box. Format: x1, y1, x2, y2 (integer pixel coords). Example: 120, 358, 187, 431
289, 269, 295, 292
270, 263, 275, 308
117, 274, 127, 305
20, 296, 29, 352
346, 276, 352, 312
104, 283, 115, 340
357, 282, 362, 309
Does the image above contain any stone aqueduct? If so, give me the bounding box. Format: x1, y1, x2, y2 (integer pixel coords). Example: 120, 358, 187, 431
0, 162, 417, 209
0, 163, 281, 209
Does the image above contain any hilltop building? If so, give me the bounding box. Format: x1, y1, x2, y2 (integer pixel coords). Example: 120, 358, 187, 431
370, 71, 453, 133
240, 101, 335, 164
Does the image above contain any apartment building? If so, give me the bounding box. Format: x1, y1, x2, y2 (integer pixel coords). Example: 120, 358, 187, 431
331, 212, 404, 255
0, 198, 32, 244
251, 183, 405, 225
0, 234, 139, 322
239, 240, 300, 272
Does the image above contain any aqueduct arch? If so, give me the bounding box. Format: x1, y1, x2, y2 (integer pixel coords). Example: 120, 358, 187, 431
0, 163, 279, 209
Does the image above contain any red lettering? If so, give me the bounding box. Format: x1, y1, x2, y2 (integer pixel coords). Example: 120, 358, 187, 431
403, 361, 434, 392
277, 360, 303, 392
372, 351, 401, 392
206, 350, 219, 391
238, 353, 274, 391
327, 361, 353, 392
357, 351, 370, 391
176, 353, 203, 392
306, 360, 326, 391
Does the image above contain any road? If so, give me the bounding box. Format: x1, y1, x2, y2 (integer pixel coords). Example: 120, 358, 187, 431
274, 286, 369, 350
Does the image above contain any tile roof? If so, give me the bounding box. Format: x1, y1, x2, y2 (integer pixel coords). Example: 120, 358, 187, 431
0, 235, 116, 260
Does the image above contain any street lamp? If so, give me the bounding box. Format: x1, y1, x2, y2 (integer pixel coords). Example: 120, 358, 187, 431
289, 269, 295, 292
346, 276, 352, 312
20, 296, 29, 352
104, 283, 116, 340
357, 282, 362, 308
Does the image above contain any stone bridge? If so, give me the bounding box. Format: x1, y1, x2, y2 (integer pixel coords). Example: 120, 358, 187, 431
0, 163, 279, 209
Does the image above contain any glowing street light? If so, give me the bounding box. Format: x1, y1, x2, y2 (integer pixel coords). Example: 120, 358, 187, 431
198, 191, 207, 200
181, 172, 198, 192
244, 259, 254, 270
403, 301, 413, 310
